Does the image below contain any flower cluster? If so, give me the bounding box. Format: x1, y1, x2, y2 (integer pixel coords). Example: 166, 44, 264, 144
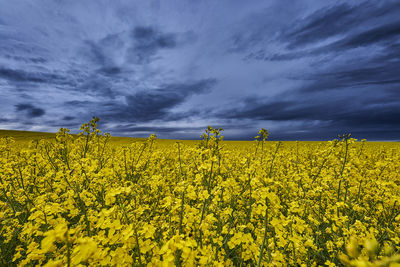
0, 118, 399, 266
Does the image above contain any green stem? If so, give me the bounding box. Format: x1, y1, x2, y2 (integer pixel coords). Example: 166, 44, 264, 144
257, 207, 269, 267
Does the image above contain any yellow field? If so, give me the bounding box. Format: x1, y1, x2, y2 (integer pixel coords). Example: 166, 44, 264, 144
1, 119, 400, 266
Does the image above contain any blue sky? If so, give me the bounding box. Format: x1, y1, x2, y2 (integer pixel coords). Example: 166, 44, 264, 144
0, 0, 400, 140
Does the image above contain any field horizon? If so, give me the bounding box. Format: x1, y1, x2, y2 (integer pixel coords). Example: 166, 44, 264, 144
1, 129, 399, 144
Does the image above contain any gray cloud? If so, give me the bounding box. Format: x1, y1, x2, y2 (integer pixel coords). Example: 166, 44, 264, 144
15, 103, 45, 118
217, 91, 400, 140
63, 116, 75, 121
0, 68, 64, 83
283, 1, 400, 49
104, 78, 217, 122
240, 1, 400, 61
127, 26, 179, 64
329, 21, 400, 50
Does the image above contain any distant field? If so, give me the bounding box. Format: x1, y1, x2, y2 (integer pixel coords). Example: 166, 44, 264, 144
1, 129, 398, 146
0, 129, 140, 145
0, 129, 56, 141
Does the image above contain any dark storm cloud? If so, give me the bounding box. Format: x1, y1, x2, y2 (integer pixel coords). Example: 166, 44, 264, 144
110, 125, 204, 133
80, 37, 125, 97
221, 93, 400, 125
268, 19, 400, 61
63, 116, 75, 121
106, 78, 216, 122
64, 100, 92, 107
218, 81, 400, 140
77, 75, 116, 98
45, 119, 80, 128
0, 68, 64, 83
245, 1, 400, 61
127, 26, 179, 64
324, 21, 400, 52
225, 24, 400, 133
287, 22, 400, 93
376, 43, 400, 61
84, 25, 186, 69
298, 60, 400, 93
106, 121, 255, 139
76, 26, 189, 99
214, 0, 400, 140
133, 26, 177, 48
15, 103, 45, 118
85, 41, 108, 66
284, 1, 400, 49
285, 3, 358, 48
84, 33, 125, 71
3, 55, 47, 64
98, 67, 122, 76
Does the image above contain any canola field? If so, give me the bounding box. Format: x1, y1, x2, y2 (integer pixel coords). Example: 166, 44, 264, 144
1, 118, 400, 266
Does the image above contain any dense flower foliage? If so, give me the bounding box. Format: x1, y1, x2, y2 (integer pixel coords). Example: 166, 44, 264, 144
1, 118, 400, 266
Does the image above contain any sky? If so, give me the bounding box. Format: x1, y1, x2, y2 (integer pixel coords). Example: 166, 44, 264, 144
0, 0, 400, 140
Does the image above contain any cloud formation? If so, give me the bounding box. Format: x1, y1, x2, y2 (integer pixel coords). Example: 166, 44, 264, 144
122, 79, 216, 120
15, 103, 45, 118
128, 26, 178, 64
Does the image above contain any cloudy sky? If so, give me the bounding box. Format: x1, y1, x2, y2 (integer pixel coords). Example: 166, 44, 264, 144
0, 0, 399, 140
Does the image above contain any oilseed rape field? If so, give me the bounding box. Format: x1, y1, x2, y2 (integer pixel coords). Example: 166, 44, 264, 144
1, 118, 400, 266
